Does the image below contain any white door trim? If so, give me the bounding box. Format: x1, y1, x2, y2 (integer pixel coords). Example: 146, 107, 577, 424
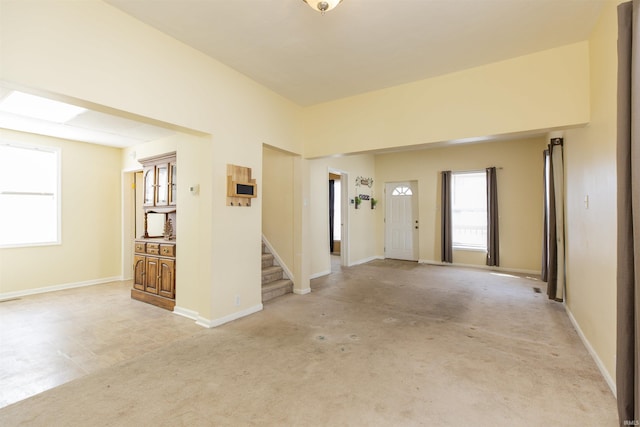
384, 181, 419, 261
328, 168, 349, 267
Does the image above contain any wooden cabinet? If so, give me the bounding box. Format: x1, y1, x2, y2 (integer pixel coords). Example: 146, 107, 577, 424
133, 151, 177, 311
141, 152, 176, 208
132, 240, 176, 310
133, 254, 146, 291
157, 258, 175, 299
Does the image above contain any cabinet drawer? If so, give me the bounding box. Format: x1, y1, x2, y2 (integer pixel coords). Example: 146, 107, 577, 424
146, 243, 160, 255
160, 244, 176, 257
134, 242, 146, 253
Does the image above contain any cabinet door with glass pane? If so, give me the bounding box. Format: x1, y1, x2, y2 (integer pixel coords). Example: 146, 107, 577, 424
141, 157, 175, 207
143, 165, 156, 207
169, 161, 177, 206
155, 163, 169, 206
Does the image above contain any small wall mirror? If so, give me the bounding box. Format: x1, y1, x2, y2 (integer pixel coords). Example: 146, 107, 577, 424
146, 213, 165, 238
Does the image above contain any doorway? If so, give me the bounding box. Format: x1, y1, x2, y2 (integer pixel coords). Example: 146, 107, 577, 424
329, 172, 341, 255
328, 169, 349, 268
384, 181, 419, 261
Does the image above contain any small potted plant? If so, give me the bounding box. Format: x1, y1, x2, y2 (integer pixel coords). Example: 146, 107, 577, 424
355, 196, 362, 209
371, 198, 378, 209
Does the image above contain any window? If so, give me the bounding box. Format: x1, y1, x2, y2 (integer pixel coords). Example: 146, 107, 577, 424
0, 142, 60, 247
392, 185, 413, 196
451, 171, 486, 250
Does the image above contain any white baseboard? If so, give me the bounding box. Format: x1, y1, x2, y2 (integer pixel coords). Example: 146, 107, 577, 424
348, 255, 383, 267
310, 255, 383, 279
173, 306, 199, 320
418, 259, 540, 276
195, 304, 263, 328
565, 306, 616, 396
294, 288, 311, 295
310, 269, 331, 279
0, 276, 124, 301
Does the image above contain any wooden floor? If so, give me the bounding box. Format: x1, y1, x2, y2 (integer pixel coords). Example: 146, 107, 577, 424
0, 280, 201, 408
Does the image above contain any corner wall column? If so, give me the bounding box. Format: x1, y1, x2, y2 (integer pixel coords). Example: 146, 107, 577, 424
293, 156, 311, 294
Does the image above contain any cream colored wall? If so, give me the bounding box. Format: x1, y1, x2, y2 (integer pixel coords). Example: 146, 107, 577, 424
121, 136, 179, 172
302, 43, 589, 158
375, 138, 545, 272
563, 0, 619, 386
309, 154, 377, 277
0, 1, 302, 324
0, 129, 122, 295
0, 2, 303, 148
262, 146, 295, 274
0, 1, 618, 357
121, 132, 214, 316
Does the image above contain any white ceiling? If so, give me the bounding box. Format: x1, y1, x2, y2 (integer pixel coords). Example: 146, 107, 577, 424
106, 0, 607, 106
1, 0, 607, 148
0, 84, 175, 148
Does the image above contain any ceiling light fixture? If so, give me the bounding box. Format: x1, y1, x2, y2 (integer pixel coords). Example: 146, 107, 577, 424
302, 0, 343, 14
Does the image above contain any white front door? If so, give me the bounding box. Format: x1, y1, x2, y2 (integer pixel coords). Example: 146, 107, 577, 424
385, 181, 419, 261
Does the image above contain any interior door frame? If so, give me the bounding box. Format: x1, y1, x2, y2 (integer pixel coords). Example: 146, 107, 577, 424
328, 167, 349, 267
384, 180, 419, 261
121, 170, 135, 280
122, 169, 144, 280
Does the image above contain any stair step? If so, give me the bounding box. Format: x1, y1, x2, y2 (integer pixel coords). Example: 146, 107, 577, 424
262, 265, 283, 285
262, 253, 274, 268
262, 279, 293, 302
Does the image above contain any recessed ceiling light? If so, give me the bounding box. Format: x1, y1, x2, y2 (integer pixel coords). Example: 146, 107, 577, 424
0, 91, 87, 123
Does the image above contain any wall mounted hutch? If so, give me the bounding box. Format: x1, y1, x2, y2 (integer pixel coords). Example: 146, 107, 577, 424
132, 152, 177, 311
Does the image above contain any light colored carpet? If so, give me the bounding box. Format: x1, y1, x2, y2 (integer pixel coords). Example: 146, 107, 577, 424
0, 260, 617, 426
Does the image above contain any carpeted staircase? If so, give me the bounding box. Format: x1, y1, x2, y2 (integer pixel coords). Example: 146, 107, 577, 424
262, 242, 293, 302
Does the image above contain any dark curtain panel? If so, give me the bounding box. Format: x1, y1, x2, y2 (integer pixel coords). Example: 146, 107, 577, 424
486, 167, 499, 266
617, 1, 640, 423
329, 179, 335, 253
543, 147, 559, 296
441, 171, 453, 263
545, 139, 564, 301
541, 150, 550, 282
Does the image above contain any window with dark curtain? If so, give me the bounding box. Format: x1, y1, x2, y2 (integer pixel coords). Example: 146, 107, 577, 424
486, 167, 499, 266
441, 171, 452, 263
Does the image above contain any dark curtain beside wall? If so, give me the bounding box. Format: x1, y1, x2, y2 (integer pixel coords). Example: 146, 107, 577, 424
542, 147, 558, 294
486, 167, 499, 266
541, 150, 551, 282
617, 1, 640, 423
542, 137, 565, 302
441, 171, 453, 263
329, 179, 335, 253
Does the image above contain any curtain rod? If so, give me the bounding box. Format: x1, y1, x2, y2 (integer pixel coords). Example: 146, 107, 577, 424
445, 167, 503, 174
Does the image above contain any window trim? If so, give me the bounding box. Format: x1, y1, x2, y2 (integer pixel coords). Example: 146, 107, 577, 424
0, 141, 62, 248
451, 170, 487, 251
